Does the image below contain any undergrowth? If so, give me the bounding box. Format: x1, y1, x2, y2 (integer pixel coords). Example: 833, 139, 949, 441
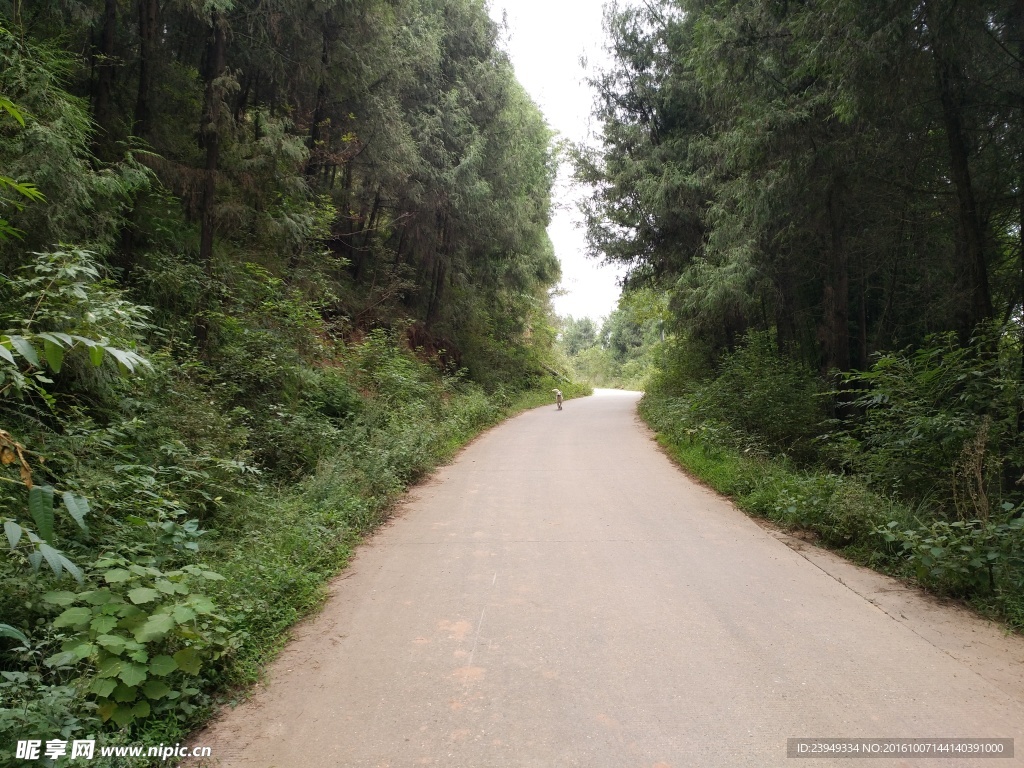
1, 332, 588, 766
640, 393, 1024, 634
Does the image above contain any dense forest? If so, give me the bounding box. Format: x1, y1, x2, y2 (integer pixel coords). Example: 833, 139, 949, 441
576, 0, 1024, 626
0, 0, 586, 759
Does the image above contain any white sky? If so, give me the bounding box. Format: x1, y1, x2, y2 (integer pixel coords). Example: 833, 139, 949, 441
487, 0, 627, 322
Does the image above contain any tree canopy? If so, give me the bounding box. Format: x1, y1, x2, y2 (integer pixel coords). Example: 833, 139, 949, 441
579, 0, 1023, 371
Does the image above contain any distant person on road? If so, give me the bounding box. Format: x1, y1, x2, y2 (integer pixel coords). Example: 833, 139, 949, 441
552, 388, 563, 410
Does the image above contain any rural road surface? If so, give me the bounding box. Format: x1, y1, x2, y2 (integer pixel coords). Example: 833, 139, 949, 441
197, 390, 1024, 767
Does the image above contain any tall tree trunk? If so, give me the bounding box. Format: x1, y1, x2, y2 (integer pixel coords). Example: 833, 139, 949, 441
774, 255, 797, 351
1014, 2, 1024, 438
198, 13, 227, 268
938, 61, 992, 328
306, 21, 331, 177
925, 0, 992, 330
820, 182, 850, 373
133, 0, 159, 139
93, 0, 118, 151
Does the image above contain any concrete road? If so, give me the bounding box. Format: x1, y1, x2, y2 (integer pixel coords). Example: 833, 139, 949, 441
197, 390, 1024, 767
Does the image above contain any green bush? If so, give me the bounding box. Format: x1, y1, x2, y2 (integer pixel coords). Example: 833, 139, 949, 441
42, 555, 235, 729
880, 513, 1024, 597
839, 326, 1024, 514
695, 331, 826, 461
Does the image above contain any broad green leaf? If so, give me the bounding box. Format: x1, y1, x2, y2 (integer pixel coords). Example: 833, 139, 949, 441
113, 684, 137, 703
106, 347, 139, 374
42, 339, 64, 373
119, 662, 147, 687
46, 640, 94, 667
96, 634, 128, 653
8, 336, 40, 367
42, 590, 77, 606
27, 551, 42, 572
104, 568, 132, 583
53, 606, 92, 629
110, 704, 136, 727
90, 615, 117, 634
97, 656, 123, 678
142, 679, 172, 699
38, 543, 64, 577
127, 587, 160, 605
84, 588, 114, 605
44, 651, 78, 667
88, 344, 104, 367
131, 700, 151, 719
61, 492, 90, 531
116, 605, 145, 623
59, 554, 84, 584
63, 639, 97, 660
134, 613, 175, 643
0, 624, 28, 644
0, 343, 14, 366
90, 678, 117, 697
172, 605, 196, 624
173, 647, 202, 675
4, 521, 22, 549
154, 580, 177, 595
149, 655, 177, 676
29, 485, 55, 543
189, 595, 216, 614
96, 700, 117, 721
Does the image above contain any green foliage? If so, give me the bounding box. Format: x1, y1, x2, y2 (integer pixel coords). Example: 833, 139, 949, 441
0, 129, 45, 240
559, 290, 666, 390
880, 514, 1024, 598
695, 331, 826, 461
640, 331, 826, 461
4, 484, 88, 582
560, 316, 600, 357
837, 326, 1023, 512
0, 249, 151, 403
43, 555, 232, 728
0, 0, 578, 757
0, 27, 150, 257
0, 674, 97, 763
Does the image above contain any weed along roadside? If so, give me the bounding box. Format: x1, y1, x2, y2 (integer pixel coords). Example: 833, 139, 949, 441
639, 386, 1024, 635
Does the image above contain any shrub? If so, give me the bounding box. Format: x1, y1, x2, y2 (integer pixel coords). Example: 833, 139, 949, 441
695, 331, 826, 461
42, 555, 235, 728
880, 512, 1024, 598
841, 325, 1024, 513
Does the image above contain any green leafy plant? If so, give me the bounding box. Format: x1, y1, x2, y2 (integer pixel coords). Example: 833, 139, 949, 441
880, 510, 1024, 596
840, 326, 1022, 511
4, 485, 89, 581
0, 249, 151, 402
43, 555, 235, 728
2, 430, 90, 581
0, 93, 45, 241
696, 330, 826, 461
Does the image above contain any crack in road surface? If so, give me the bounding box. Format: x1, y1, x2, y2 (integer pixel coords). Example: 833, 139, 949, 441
195, 390, 1024, 767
